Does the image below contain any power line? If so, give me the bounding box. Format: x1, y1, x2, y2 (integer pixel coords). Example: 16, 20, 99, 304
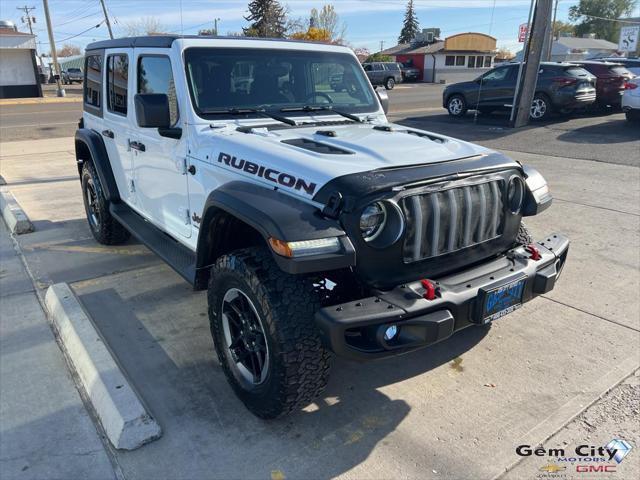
56, 20, 105, 43
578, 14, 640, 24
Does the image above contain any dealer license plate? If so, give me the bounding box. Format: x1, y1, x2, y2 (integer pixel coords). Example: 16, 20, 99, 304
481, 278, 526, 323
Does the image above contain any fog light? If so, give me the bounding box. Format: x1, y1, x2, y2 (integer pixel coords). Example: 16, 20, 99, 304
383, 325, 398, 341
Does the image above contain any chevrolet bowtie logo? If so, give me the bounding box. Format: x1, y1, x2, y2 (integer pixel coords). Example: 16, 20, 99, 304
539, 464, 566, 473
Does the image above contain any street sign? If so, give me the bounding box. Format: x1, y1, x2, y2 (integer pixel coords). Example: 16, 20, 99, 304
518, 23, 529, 42
618, 25, 639, 52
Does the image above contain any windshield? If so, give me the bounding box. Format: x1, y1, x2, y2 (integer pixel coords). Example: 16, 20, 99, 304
184, 47, 377, 118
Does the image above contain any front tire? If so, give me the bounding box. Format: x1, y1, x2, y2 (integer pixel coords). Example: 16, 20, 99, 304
81, 161, 130, 245
625, 109, 640, 122
384, 77, 395, 90
447, 94, 468, 117
208, 247, 331, 419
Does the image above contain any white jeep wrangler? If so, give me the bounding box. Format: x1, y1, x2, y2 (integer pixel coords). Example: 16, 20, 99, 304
76, 36, 569, 419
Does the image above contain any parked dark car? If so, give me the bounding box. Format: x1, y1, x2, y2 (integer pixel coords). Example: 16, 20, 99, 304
399, 62, 421, 82
62, 67, 83, 84
362, 62, 403, 90
570, 61, 634, 108
594, 57, 640, 76
443, 62, 596, 120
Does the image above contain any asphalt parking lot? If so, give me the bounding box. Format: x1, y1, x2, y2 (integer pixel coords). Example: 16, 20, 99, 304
1, 84, 639, 479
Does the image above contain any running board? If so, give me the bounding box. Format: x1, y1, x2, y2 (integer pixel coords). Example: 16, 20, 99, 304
110, 203, 196, 285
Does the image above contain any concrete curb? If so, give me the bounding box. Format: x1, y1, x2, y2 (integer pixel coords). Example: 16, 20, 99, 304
44, 283, 162, 450
0, 96, 82, 106
0, 189, 34, 234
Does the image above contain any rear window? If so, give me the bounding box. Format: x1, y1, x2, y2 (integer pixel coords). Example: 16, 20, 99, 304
385, 63, 400, 71
69, 68, 81, 73
609, 65, 632, 76
84, 53, 102, 113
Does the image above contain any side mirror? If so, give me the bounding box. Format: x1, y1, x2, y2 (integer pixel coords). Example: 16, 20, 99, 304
134, 93, 182, 139
376, 88, 389, 114
135, 93, 170, 128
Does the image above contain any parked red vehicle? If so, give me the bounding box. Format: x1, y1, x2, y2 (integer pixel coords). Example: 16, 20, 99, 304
571, 61, 635, 108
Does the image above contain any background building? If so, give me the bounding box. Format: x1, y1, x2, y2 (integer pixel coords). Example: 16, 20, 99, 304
515, 35, 619, 62
0, 20, 42, 98
381, 30, 496, 83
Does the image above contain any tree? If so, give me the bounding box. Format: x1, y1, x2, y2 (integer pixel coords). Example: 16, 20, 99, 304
123, 17, 165, 36
569, 0, 637, 42
365, 53, 393, 63
290, 27, 331, 42
311, 5, 346, 43
56, 44, 81, 57
495, 47, 515, 61
398, 0, 420, 44
551, 20, 575, 39
244, 0, 287, 38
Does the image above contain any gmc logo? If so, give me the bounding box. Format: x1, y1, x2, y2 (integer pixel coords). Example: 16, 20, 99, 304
576, 465, 616, 473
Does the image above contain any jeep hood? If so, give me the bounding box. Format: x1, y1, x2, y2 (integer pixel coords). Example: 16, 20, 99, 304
200, 121, 495, 201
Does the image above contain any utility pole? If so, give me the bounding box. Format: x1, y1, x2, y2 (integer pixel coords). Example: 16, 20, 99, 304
545, 0, 559, 61
42, 0, 65, 97
214, 17, 220, 36
17, 6, 36, 34
513, 0, 553, 128
380, 40, 385, 53
99, 0, 114, 39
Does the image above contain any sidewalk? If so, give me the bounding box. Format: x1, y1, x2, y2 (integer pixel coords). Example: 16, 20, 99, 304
0, 221, 116, 480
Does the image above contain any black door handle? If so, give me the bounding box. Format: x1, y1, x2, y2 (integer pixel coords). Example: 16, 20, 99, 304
187, 165, 196, 175
129, 141, 146, 152
101, 129, 114, 138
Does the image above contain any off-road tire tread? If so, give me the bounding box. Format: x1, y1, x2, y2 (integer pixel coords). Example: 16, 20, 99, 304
516, 222, 533, 245
208, 247, 331, 419
81, 161, 130, 245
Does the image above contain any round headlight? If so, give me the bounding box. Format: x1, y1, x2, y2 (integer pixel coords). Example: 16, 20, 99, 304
360, 202, 387, 241
507, 176, 525, 214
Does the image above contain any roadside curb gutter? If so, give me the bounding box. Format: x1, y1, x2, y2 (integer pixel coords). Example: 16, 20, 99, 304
45, 283, 162, 450
0, 96, 82, 106
0, 188, 34, 234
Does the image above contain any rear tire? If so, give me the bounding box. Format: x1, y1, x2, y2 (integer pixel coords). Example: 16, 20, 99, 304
625, 110, 640, 122
530, 93, 551, 121
81, 161, 130, 245
447, 94, 468, 117
208, 247, 331, 419
384, 77, 395, 90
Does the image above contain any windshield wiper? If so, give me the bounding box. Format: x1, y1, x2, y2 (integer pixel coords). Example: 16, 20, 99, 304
280, 105, 364, 123
201, 107, 297, 126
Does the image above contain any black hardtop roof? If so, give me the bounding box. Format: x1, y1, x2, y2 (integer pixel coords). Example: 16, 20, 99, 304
85, 35, 337, 52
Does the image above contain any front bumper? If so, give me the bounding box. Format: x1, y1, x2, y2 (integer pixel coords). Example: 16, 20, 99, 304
316, 233, 569, 360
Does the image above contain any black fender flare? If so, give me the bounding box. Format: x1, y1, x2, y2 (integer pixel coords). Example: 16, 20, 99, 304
75, 128, 120, 203
196, 181, 355, 276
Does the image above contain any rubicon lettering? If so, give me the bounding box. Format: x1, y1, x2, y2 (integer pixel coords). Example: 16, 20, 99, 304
217, 152, 317, 195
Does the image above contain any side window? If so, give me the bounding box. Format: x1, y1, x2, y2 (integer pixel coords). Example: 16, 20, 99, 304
482, 67, 509, 82
484, 56, 492, 67
456, 56, 466, 66
84, 54, 102, 113
468, 56, 476, 68
107, 54, 129, 115
373, 63, 383, 71
445, 55, 455, 66
363, 64, 372, 71
137, 56, 179, 125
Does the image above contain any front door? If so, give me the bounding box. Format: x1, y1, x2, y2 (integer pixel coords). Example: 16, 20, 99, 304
478, 65, 517, 107
130, 51, 190, 239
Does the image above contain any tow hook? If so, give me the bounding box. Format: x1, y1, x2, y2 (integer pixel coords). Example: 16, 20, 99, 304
420, 279, 439, 300
525, 244, 542, 261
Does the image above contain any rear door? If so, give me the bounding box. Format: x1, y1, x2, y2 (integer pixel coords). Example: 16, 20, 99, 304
103, 49, 135, 205
130, 50, 191, 239
372, 63, 385, 84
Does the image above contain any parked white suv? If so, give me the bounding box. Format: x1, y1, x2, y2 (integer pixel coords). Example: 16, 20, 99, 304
622, 77, 640, 121
76, 36, 568, 418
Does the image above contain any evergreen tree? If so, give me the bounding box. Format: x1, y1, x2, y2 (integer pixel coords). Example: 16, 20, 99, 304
244, 0, 287, 38
398, 0, 420, 44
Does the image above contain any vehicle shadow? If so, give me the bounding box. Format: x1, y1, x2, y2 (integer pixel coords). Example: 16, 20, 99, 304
76, 282, 489, 480
556, 118, 640, 144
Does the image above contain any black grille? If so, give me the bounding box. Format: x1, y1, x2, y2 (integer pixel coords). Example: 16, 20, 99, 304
400, 179, 505, 263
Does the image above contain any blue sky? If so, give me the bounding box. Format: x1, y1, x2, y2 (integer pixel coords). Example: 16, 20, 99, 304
2, 0, 638, 55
